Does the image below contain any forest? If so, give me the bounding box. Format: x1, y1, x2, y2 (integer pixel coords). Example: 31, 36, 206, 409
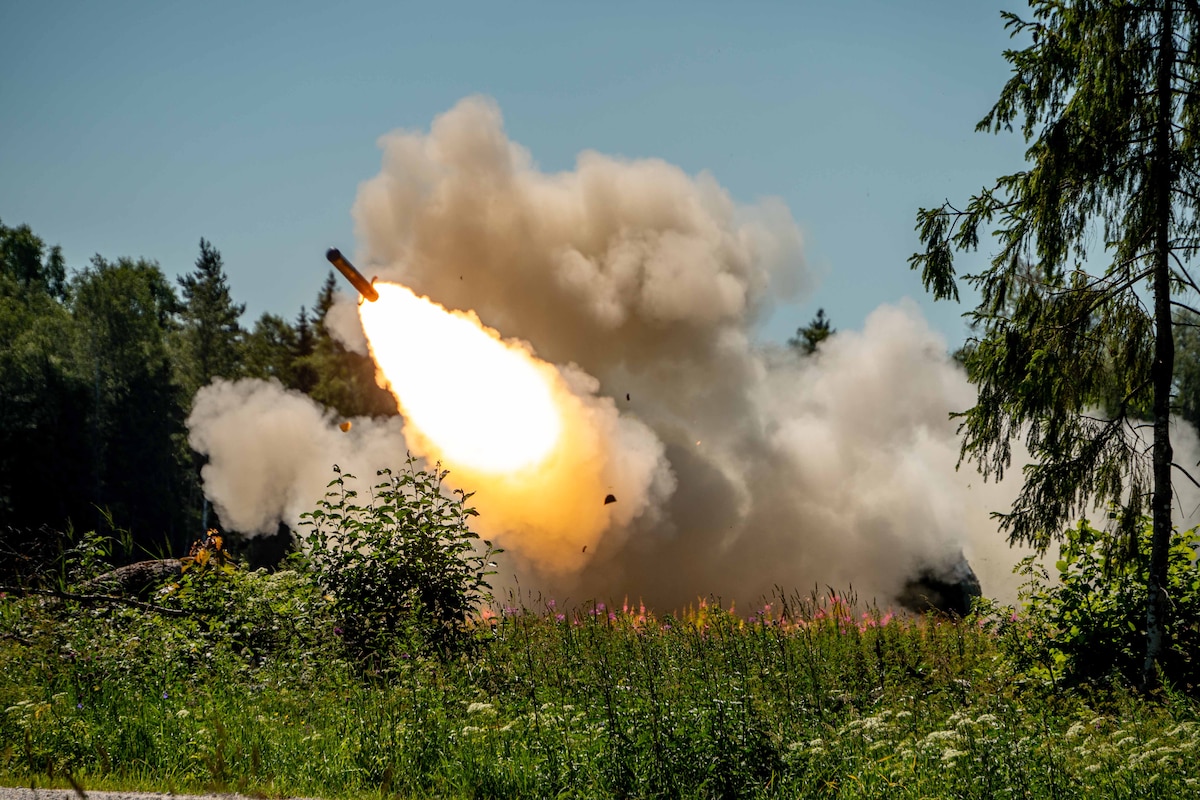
0, 225, 398, 572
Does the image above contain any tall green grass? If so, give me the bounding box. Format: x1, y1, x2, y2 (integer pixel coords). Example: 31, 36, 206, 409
1, 584, 1197, 799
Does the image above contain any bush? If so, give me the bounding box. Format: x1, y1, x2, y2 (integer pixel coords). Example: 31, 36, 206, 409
300, 458, 500, 658
1008, 518, 1200, 689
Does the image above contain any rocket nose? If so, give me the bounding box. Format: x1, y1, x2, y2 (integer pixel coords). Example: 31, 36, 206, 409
325, 247, 342, 261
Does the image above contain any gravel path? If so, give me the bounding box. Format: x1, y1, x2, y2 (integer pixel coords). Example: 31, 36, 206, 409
0, 789, 321, 800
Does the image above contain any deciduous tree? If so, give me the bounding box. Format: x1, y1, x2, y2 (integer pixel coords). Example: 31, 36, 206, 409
72, 256, 194, 553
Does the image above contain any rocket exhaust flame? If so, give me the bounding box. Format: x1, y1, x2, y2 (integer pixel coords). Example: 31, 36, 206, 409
358, 282, 561, 474
354, 280, 667, 572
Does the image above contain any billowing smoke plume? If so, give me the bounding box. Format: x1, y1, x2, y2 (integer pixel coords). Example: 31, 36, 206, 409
191, 96, 1071, 607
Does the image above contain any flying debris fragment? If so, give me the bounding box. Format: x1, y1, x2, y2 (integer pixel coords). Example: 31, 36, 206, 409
325, 247, 379, 302
604, 494, 617, 505
339, 421, 352, 432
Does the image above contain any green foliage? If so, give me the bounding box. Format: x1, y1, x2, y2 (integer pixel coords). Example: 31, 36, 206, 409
1006, 518, 1200, 689
175, 238, 246, 400
297, 272, 397, 418
70, 256, 196, 550
909, 0, 1200, 551
0, 218, 66, 300
241, 312, 298, 385
909, 0, 1200, 685
1174, 310, 1200, 433
0, 268, 91, 531
300, 460, 499, 656
2, 587, 1198, 799
788, 307, 834, 356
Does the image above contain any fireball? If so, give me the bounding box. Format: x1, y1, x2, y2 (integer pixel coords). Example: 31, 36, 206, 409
359, 282, 562, 475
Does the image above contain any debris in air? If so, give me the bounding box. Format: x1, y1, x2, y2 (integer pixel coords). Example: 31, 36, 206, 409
339, 421, 352, 432
604, 494, 617, 505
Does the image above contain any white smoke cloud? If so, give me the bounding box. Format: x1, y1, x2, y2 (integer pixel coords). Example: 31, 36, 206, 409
188, 96, 1081, 608
187, 379, 411, 535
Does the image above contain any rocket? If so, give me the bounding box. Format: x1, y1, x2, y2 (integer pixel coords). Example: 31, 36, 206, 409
325, 248, 379, 302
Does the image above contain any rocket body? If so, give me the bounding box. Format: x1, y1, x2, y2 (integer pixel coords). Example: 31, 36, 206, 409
325, 248, 379, 302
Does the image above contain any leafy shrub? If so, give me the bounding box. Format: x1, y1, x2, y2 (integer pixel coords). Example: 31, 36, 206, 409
300, 459, 500, 657
162, 546, 336, 669
1008, 518, 1200, 688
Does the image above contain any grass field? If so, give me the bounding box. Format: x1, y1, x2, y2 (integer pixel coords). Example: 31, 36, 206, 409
2, 575, 1197, 800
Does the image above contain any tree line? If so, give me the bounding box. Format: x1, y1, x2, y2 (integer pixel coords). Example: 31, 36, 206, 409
0, 222, 396, 568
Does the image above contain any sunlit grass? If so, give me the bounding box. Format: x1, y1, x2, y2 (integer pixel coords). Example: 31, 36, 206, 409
1, 587, 1197, 799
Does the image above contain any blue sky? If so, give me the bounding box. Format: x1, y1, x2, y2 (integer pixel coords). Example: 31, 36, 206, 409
1, 1, 1032, 348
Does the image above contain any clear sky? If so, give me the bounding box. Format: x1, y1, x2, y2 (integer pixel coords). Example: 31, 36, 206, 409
1, 0, 1033, 348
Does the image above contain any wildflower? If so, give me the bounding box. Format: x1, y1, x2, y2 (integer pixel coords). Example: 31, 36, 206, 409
1065, 721, 1087, 739
922, 730, 958, 746
941, 748, 967, 762
176, 709, 190, 719
467, 702, 495, 716
161, 692, 168, 700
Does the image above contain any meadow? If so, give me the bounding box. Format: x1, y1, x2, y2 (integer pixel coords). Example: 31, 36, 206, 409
2, 563, 1198, 800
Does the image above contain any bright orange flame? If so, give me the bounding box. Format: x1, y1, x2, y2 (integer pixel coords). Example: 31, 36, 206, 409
359, 283, 562, 474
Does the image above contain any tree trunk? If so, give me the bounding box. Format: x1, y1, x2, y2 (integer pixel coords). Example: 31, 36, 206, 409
1144, 0, 1177, 691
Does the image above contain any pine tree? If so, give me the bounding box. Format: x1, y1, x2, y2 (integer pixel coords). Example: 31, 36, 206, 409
911, 0, 1200, 687
788, 308, 835, 355
291, 305, 318, 393
297, 272, 397, 418
176, 238, 245, 399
